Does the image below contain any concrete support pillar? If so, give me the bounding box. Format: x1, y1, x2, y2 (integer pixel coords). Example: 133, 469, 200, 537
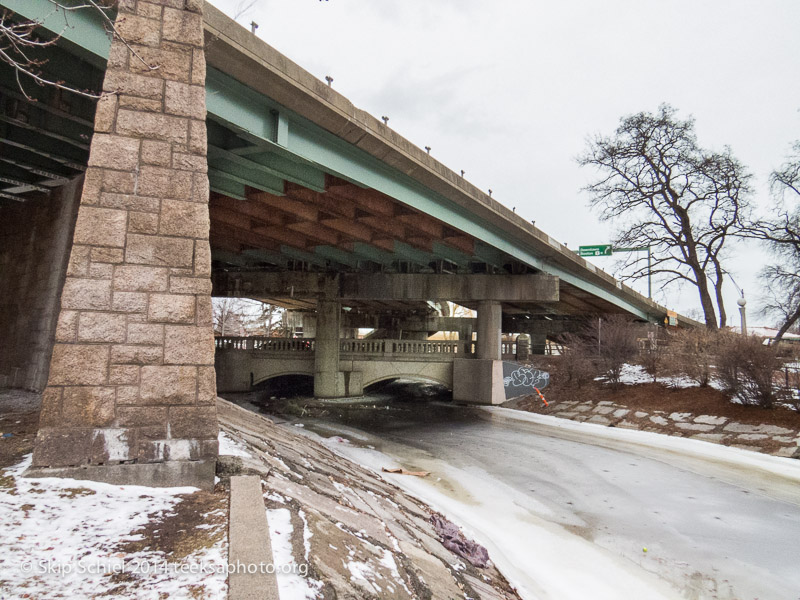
314, 299, 341, 398
530, 333, 548, 355
29, 0, 216, 488
476, 300, 502, 360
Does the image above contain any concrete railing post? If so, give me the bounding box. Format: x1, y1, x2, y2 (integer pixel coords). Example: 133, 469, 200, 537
30, 0, 217, 488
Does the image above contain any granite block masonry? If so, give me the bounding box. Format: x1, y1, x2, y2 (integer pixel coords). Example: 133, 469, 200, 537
29, 0, 217, 487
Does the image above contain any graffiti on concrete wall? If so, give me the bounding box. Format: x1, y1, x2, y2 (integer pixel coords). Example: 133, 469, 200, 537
502, 362, 549, 400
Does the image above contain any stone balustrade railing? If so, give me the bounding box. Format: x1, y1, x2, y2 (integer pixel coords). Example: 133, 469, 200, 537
340, 339, 472, 357
215, 337, 315, 352
215, 337, 473, 358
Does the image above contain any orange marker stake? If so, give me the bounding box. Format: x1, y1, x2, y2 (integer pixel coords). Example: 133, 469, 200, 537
534, 387, 548, 407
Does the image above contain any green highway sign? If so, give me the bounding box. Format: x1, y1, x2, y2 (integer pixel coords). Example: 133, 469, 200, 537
578, 244, 613, 257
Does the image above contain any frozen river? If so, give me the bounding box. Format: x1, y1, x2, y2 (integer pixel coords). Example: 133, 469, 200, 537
272, 396, 800, 600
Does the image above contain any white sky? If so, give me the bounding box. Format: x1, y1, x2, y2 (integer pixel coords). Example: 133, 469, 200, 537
209, 0, 800, 326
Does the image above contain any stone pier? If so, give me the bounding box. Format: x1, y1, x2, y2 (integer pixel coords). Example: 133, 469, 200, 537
28, 0, 217, 488
313, 299, 342, 398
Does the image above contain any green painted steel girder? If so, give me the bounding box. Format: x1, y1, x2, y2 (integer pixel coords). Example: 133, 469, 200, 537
207, 148, 285, 196
431, 242, 471, 269
350, 243, 396, 266
314, 246, 360, 269
208, 144, 324, 193
280, 245, 331, 269
208, 170, 246, 200
242, 248, 289, 268
393, 242, 435, 267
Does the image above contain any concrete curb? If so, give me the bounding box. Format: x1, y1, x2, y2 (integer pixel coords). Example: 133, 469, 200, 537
228, 475, 280, 600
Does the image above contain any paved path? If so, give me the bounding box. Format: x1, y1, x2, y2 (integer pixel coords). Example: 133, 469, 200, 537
292, 401, 800, 600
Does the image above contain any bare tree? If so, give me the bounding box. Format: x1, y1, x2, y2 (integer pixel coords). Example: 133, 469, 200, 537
252, 302, 284, 337
579, 104, 753, 329
744, 142, 800, 341
213, 298, 251, 337
1, 0, 154, 100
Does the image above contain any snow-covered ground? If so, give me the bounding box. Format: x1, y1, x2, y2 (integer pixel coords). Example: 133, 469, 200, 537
603, 363, 724, 389
0, 456, 227, 599
218, 430, 252, 457
265, 507, 323, 600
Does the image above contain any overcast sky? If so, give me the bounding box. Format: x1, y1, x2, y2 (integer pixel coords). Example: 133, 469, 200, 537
209, 0, 800, 326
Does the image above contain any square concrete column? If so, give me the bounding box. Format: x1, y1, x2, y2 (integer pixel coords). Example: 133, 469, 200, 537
476, 300, 502, 360
530, 333, 548, 355
314, 299, 341, 398
30, 0, 216, 488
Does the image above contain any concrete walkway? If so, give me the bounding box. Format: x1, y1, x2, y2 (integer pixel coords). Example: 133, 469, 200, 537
228, 476, 280, 600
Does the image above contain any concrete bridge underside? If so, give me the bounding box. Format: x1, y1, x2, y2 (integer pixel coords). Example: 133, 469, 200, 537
0, 0, 698, 488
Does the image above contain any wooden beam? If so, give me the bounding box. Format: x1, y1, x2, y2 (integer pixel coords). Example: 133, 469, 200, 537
211, 192, 287, 226
287, 221, 340, 246
285, 182, 357, 219
248, 188, 319, 222
209, 205, 309, 250
319, 218, 375, 242
327, 184, 396, 217
397, 213, 443, 238
209, 222, 280, 252
443, 235, 475, 256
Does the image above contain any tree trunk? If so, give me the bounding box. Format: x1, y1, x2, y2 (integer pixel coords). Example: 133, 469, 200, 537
775, 303, 800, 342
712, 267, 727, 329
676, 207, 718, 329
693, 268, 718, 329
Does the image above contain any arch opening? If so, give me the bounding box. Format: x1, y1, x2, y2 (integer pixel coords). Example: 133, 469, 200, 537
252, 374, 314, 398
364, 377, 452, 402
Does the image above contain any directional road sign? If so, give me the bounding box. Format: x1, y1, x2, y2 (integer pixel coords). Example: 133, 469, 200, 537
578, 244, 612, 257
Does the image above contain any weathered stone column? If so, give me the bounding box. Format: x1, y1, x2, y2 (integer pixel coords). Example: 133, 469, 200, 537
30, 0, 216, 488
314, 299, 341, 398
476, 300, 502, 360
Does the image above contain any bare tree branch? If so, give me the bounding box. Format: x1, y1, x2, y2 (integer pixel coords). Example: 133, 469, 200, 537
1, 1, 157, 101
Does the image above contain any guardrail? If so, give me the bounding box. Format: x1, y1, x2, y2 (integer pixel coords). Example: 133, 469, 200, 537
216, 336, 473, 358
340, 339, 472, 358
215, 337, 315, 352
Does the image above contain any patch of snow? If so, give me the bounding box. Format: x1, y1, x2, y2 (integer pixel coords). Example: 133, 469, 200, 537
345, 558, 381, 594
605, 363, 724, 389
377, 548, 413, 595
265, 491, 287, 504
298, 509, 313, 560
0, 455, 226, 600
332, 481, 354, 495
267, 508, 322, 599
271, 455, 292, 472
218, 430, 251, 457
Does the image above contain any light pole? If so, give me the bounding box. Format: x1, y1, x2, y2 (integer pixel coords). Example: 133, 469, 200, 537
737, 295, 747, 337
728, 273, 747, 336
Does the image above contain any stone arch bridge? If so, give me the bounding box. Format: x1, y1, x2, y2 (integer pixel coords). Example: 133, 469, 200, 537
215, 336, 476, 395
